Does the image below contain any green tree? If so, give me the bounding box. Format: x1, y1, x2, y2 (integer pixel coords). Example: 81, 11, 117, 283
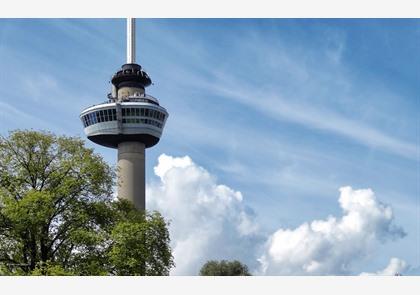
199, 260, 251, 276
0, 130, 174, 275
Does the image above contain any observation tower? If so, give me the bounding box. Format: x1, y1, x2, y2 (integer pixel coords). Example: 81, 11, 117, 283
80, 18, 168, 210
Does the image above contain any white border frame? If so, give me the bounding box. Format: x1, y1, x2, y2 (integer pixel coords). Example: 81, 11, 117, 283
0, 0, 419, 17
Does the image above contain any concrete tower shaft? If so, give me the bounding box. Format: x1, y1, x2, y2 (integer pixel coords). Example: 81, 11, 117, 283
118, 141, 145, 210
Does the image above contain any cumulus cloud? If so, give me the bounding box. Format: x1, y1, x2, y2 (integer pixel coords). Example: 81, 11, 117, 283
360, 258, 408, 276
147, 154, 262, 275
258, 186, 406, 275
147, 154, 406, 275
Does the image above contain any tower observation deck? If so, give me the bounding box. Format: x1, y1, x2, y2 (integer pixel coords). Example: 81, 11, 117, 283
80, 18, 168, 210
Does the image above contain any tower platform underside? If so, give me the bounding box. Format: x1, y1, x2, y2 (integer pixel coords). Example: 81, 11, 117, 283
88, 134, 159, 149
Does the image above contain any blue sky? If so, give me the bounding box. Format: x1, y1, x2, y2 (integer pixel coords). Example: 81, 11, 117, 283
0, 19, 419, 275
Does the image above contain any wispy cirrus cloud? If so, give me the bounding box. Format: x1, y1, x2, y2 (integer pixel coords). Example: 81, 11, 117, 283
0, 100, 68, 137
142, 22, 418, 161
205, 77, 418, 160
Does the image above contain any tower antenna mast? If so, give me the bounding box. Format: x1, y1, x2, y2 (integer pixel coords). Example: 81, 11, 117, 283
127, 18, 136, 64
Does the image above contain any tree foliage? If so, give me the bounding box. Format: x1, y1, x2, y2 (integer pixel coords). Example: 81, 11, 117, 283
199, 260, 251, 276
0, 130, 174, 275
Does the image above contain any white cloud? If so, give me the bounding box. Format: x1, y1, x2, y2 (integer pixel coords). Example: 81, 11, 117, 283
147, 154, 407, 276
360, 258, 408, 276
147, 154, 262, 275
258, 186, 406, 275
